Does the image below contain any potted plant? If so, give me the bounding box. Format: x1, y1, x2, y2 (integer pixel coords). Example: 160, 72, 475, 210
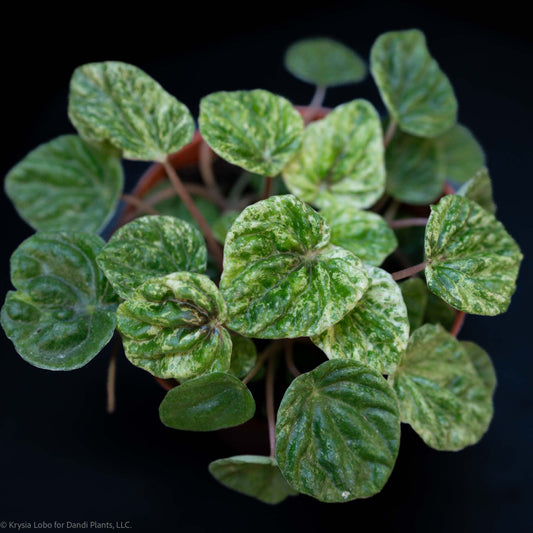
1, 30, 523, 505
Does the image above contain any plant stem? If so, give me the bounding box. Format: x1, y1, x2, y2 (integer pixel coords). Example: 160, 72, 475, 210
154, 376, 175, 391
198, 141, 227, 208
242, 341, 284, 385
388, 217, 429, 229
265, 353, 277, 458
263, 176, 273, 200
384, 198, 401, 222
303, 85, 327, 124
285, 340, 301, 378
163, 157, 224, 271
121, 194, 160, 216
383, 119, 398, 148
106, 335, 121, 414
391, 261, 427, 281
450, 311, 466, 337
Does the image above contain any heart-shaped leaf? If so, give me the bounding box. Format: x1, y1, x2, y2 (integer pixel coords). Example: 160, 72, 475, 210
371, 29, 457, 137
1, 232, 118, 370
209, 455, 298, 504
282, 99, 385, 209
5, 135, 123, 233
284, 37, 367, 87
320, 202, 397, 266
424, 195, 522, 315
220, 195, 369, 338
456, 167, 496, 214
390, 324, 494, 450
276, 359, 400, 502
117, 272, 231, 381
68, 61, 195, 162
399, 277, 427, 332
97, 215, 207, 299
159, 372, 255, 431
199, 90, 304, 176
461, 341, 497, 395
312, 266, 409, 375
228, 333, 257, 379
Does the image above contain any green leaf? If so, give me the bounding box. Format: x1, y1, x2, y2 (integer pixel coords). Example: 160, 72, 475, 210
159, 372, 255, 431
5, 135, 123, 233
385, 129, 446, 205
276, 359, 400, 502
68, 61, 194, 162
424, 292, 456, 330
228, 333, 257, 379
435, 125, 485, 184
97, 215, 207, 299
390, 324, 493, 450
456, 167, 496, 214
117, 272, 231, 381
209, 455, 297, 504
399, 277, 428, 332
371, 29, 457, 137
461, 341, 497, 395
282, 99, 385, 209
212, 210, 240, 244
424, 195, 522, 315
199, 90, 304, 176
220, 195, 369, 338
312, 266, 409, 375
284, 37, 367, 87
1, 232, 117, 370
320, 202, 397, 265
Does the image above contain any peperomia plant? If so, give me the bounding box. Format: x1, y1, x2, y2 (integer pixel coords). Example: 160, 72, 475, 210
1, 29, 523, 504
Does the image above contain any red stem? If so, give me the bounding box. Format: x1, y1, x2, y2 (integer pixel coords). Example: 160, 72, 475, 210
450, 311, 466, 337
391, 261, 427, 281
263, 176, 273, 200
388, 217, 429, 229
266, 354, 277, 458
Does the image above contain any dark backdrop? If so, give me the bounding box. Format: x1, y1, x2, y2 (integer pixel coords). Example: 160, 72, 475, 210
1, 2, 532, 531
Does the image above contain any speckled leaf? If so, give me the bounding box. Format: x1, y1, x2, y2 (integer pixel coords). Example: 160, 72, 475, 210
312, 266, 409, 375
276, 359, 400, 502
5, 135, 123, 233
199, 90, 304, 176
385, 129, 446, 205
461, 341, 497, 395
320, 202, 397, 266
282, 100, 385, 209
159, 372, 255, 431
424, 292, 456, 330
400, 277, 428, 331
116, 272, 231, 381
97, 215, 207, 299
390, 324, 493, 450
435, 125, 485, 184
68, 61, 194, 162
209, 455, 298, 504
284, 37, 367, 87
213, 210, 240, 244
228, 333, 257, 379
456, 167, 496, 214
424, 195, 522, 315
371, 29, 457, 137
220, 195, 369, 338
1, 232, 117, 370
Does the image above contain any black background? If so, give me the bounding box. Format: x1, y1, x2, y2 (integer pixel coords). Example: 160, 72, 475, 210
1, 1, 532, 531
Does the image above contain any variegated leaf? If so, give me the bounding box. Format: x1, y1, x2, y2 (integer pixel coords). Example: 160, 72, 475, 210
371, 29, 457, 137
284, 37, 366, 87
276, 359, 400, 502
68, 61, 195, 162
424, 195, 522, 315
456, 167, 496, 214
461, 341, 497, 395
220, 195, 369, 338
5, 135, 123, 233
116, 272, 231, 381
199, 90, 304, 176
312, 266, 409, 374
282, 99, 385, 209
228, 333, 257, 379
97, 215, 207, 299
390, 324, 494, 450
399, 277, 428, 332
209, 455, 298, 504
1, 232, 117, 370
320, 202, 397, 266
